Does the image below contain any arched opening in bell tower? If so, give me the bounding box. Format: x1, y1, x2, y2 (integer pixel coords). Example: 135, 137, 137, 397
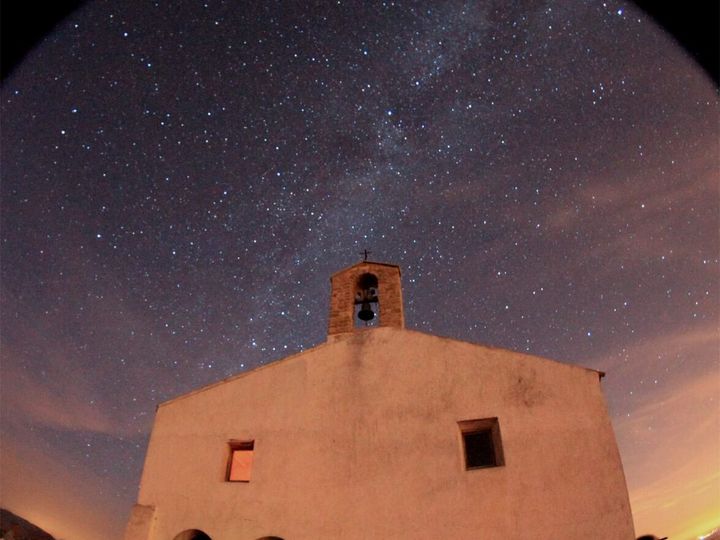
354, 272, 379, 327
172, 530, 212, 540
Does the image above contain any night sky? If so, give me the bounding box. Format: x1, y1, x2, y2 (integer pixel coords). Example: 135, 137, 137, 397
1, 1, 718, 539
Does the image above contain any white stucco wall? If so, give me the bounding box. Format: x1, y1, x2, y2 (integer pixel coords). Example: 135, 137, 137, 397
127, 327, 634, 540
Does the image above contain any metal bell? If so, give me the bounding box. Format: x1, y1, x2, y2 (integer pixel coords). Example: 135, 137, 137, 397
358, 301, 375, 321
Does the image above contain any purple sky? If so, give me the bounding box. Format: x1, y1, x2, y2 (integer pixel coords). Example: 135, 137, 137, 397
1, 1, 718, 538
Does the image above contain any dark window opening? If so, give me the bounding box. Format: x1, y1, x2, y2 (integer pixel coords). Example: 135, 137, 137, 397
459, 417, 504, 470
226, 440, 254, 482
464, 430, 496, 468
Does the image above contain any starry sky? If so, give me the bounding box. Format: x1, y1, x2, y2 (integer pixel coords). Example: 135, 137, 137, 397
1, 1, 718, 539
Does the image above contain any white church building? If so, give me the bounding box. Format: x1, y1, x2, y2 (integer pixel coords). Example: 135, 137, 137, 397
124, 261, 635, 540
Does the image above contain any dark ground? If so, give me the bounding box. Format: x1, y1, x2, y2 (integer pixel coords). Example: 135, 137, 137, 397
0, 509, 55, 540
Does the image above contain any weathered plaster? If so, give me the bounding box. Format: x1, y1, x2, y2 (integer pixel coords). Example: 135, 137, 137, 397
126, 327, 634, 540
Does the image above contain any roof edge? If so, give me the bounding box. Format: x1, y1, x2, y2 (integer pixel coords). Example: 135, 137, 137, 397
157, 340, 333, 409
330, 261, 401, 279
158, 326, 607, 409
326, 326, 606, 379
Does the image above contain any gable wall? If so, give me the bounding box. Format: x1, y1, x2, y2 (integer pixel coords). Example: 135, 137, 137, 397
132, 328, 633, 540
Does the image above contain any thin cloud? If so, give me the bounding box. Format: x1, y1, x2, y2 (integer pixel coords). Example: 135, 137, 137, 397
615, 372, 720, 538
2, 356, 132, 436
0, 437, 127, 540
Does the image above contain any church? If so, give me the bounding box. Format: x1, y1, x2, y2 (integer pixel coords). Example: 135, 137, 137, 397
124, 260, 635, 540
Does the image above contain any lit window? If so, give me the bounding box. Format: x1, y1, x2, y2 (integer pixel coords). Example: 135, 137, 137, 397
227, 441, 254, 482
459, 418, 504, 469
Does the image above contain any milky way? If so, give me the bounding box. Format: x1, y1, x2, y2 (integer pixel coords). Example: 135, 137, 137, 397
1, 2, 718, 539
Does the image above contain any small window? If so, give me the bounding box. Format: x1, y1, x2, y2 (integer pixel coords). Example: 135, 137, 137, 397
459, 418, 504, 470
227, 440, 254, 482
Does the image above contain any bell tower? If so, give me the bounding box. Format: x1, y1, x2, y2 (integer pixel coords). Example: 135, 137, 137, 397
327, 260, 404, 336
